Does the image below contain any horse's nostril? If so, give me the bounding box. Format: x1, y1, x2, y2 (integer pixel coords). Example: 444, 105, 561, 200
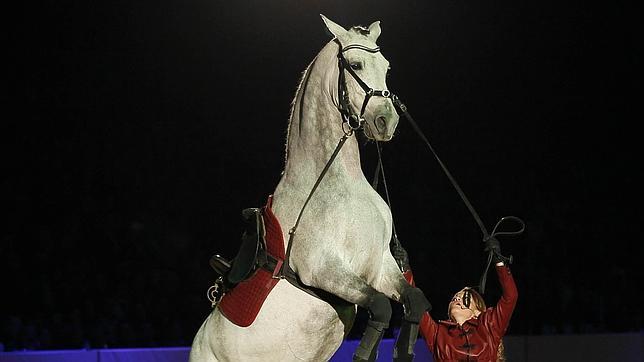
375, 116, 387, 132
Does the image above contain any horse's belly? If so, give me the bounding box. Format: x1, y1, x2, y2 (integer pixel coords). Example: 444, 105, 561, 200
192, 281, 346, 361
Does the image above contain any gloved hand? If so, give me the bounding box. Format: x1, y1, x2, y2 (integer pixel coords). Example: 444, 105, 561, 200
401, 287, 432, 323
484, 236, 503, 263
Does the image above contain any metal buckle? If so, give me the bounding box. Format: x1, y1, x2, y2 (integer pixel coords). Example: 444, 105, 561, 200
207, 276, 225, 308
392, 94, 407, 113
271, 259, 284, 279
348, 114, 364, 130
342, 121, 354, 136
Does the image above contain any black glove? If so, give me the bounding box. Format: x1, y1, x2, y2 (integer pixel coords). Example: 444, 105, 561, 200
390, 237, 411, 272
400, 287, 432, 323
484, 236, 503, 263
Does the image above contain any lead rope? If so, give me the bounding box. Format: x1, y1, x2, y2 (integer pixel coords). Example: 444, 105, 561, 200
389, 95, 525, 294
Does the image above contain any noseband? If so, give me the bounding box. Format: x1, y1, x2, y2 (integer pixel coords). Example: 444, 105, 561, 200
335, 39, 393, 132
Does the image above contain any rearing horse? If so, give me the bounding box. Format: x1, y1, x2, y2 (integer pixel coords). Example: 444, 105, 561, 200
190, 15, 430, 362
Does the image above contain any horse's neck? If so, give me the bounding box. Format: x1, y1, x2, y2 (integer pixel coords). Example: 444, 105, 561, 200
280, 51, 365, 192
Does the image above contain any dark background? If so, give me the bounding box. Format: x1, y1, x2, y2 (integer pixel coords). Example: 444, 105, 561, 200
4, 0, 641, 351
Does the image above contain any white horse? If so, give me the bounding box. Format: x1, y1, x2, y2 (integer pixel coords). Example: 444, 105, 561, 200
190, 15, 429, 362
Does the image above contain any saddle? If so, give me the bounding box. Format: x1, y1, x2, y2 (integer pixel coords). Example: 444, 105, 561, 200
207, 196, 286, 327
209, 195, 354, 328
209, 207, 281, 291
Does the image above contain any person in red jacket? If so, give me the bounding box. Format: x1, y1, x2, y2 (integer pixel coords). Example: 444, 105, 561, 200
419, 261, 517, 361
420, 234, 518, 362
392, 236, 517, 362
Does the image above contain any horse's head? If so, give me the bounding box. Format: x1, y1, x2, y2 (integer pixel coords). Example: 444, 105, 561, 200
321, 15, 399, 141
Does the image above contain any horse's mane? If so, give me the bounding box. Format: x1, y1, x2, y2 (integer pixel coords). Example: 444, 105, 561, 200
283, 26, 372, 164
284, 56, 317, 164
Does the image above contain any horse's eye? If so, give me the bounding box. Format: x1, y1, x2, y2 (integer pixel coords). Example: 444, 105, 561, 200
350, 62, 362, 71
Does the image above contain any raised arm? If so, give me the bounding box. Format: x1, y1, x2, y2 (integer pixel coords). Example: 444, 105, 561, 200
482, 262, 518, 338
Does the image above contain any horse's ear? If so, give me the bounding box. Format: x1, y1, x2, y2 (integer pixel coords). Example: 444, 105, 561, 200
367, 21, 381, 43
320, 14, 348, 39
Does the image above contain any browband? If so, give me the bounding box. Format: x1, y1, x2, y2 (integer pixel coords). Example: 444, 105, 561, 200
341, 44, 381, 53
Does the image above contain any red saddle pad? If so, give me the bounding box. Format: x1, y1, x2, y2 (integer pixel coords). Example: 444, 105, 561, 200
218, 195, 285, 327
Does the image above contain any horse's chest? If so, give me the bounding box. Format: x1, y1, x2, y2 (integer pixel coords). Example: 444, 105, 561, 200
281, 189, 393, 278
342, 193, 392, 252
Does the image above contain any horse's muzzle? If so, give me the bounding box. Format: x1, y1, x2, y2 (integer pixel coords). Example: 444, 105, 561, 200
369, 112, 399, 141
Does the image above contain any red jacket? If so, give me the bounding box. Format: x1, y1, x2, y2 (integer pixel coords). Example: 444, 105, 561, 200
419, 265, 518, 361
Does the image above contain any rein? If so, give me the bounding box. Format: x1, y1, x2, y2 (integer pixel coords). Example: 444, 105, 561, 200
376, 96, 525, 294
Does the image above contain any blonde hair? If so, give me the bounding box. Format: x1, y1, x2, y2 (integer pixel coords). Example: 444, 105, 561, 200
450, 287, 506, 362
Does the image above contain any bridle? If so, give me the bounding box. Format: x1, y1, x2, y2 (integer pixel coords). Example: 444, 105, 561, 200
334, 39, 393, 133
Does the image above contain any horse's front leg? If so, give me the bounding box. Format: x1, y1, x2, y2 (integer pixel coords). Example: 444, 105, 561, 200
374, 254, 432, 362
298, 253, 428, 362
294, 252, 392, 361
